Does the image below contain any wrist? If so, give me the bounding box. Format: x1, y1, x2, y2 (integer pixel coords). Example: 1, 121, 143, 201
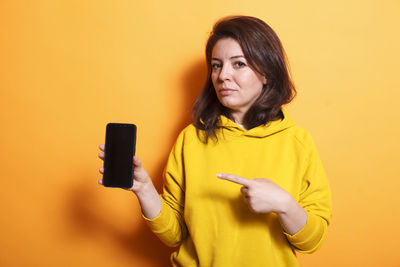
276, 193, 308, 235
137, 186, 162, 220
276, 191, 295, 215
135, 181, 157, 199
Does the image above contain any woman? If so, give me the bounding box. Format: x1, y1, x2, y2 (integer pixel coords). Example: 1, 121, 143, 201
98, 16, 332, 267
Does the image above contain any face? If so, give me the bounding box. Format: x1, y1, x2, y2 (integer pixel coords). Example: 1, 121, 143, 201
211, 38, 267, 122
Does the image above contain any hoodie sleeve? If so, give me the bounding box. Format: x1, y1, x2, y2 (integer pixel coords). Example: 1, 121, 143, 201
143, 131, 188, 247
284, 133, 332, 253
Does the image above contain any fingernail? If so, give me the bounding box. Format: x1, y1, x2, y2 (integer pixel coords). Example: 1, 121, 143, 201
216, 173, 222, 178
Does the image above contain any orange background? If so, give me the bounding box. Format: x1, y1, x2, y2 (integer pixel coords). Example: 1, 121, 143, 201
1, 1, 399, 266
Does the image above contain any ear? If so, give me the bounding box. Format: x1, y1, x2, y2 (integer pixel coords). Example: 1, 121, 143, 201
262, 76, 267, 85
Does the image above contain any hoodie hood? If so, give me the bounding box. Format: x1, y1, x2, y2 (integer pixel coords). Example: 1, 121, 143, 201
217, 110, 295, 138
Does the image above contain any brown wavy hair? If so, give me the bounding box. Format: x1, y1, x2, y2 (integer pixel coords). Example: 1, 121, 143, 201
192, 15, 296, 143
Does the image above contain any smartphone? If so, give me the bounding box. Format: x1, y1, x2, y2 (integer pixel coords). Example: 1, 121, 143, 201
103, 123, 137, 188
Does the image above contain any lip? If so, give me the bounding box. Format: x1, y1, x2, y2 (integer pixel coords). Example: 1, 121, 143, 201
218, 88, 236, 96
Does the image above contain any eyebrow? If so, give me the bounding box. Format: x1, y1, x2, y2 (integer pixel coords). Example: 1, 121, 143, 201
211, 55, 245, 61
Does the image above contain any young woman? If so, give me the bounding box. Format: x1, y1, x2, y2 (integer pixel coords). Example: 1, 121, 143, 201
98, 16, 332, 267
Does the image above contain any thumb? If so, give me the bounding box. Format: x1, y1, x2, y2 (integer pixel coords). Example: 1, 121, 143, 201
133, 155, 142, 168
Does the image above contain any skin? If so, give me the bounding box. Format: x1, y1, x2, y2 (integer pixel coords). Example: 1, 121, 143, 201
211, 37, 267, 125
97, 38, 308, 235
216, 173, 307, 235
98, 144, 161, 219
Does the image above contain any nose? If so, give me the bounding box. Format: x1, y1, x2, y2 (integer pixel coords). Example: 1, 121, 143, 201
217, 64, 232, 81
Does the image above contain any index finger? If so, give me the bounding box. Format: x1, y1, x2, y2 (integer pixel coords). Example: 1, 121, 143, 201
98, 144, 105, 151
217, 173, 252, 187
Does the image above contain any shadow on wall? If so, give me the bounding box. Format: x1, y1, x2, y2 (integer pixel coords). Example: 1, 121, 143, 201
65, 180, 174, 266
174, 58, 207, 135
65, 60, 207, 266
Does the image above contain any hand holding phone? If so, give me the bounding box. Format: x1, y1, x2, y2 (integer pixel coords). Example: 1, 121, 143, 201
98, 145, 154, 193
97, 126, 162, 219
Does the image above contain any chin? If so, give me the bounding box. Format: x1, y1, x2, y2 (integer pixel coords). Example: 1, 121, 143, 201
221, 102, 241, 112
218, 99, 236, 110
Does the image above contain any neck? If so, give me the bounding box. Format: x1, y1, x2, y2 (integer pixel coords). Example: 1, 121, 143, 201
231, 111, 245, 128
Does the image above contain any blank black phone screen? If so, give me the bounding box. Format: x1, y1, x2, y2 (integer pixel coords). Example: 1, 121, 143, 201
103, 123, 136, 188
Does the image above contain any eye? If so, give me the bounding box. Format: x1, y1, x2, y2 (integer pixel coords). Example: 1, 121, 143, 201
234, 61, 246, 68
211, 62, 222, 69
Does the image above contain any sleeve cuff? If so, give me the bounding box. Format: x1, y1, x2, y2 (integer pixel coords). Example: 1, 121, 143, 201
142, 199, 173, 234
284, 212, 327, 253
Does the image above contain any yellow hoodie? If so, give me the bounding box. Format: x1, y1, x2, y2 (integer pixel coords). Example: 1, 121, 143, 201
145, 112, 332, 267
